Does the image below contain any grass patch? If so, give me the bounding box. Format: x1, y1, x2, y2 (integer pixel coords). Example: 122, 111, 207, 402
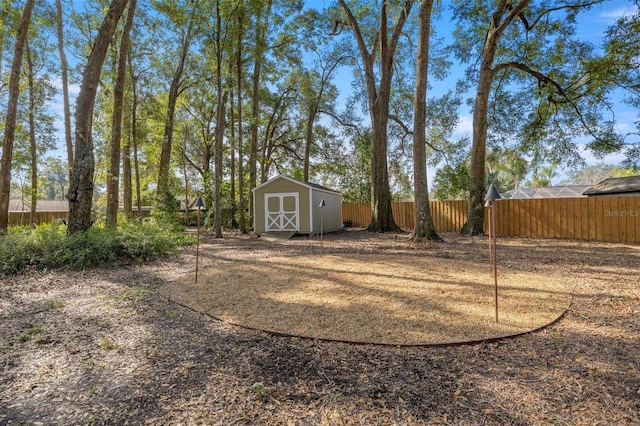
100, 336, 121, 351
16, 326, 43, 342
43, 299, 66, 310
116, 288, 149, 302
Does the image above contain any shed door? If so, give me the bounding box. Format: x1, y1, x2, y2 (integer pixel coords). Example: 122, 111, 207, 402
265, 193, 299, 231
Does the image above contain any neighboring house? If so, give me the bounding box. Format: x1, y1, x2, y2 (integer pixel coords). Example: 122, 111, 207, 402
504, 185, 593, 199
8, 199, 69, 226
252, 174, 343, 235
583, 175, 640, 197
9, 199, 69, 213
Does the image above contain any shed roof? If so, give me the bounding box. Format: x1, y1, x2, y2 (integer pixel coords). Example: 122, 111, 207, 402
252, 174, 341, 195
9, 199, 69, 212
582, 175, 640, 196
504, 185, 593, 199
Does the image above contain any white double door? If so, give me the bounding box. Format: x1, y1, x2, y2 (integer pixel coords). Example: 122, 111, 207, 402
265, 193, 299, 232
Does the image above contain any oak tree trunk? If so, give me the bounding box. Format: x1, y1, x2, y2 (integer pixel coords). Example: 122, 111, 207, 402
106, 0, 136, 228
67, 0, 128, 234
461, 0, 530, 236
0, 0, 35, 232
55, 0, 73, 184
411, 0, 441, 242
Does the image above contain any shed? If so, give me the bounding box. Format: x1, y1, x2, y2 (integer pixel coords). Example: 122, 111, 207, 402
583, 175, 640, 197
252, 174, 343, 235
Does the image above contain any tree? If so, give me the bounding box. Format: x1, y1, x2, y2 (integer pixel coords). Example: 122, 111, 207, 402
40, 157, 68, 200
454, 0, 610, 235
212, 0, 228, 238
106, 0, 137, 228
411, 0, 441, 242
591, 6, 640, 167
55, 0, 73, 183
561, 162, 639, 185
0, 0, 35, 232
67, 0, 128, 234
336, 0, 413, 232
432, 161, 470, 200
234, 6, 247, 233
527, 163, 558, 187
248, 0, 272, 217
154, 0, 199, 211
299, 51, 345, 182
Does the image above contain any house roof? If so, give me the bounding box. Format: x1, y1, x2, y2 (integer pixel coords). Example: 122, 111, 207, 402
582, 175, 640, 196
504, 185, 593, 199
9, 199, 69, 212
252, 174, 341, 195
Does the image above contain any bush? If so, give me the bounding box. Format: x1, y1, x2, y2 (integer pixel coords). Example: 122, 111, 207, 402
0, 221, 195, 278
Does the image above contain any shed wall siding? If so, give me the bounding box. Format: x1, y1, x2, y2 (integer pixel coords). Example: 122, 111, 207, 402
252, 175, 343, 235
311, 190, 342, 233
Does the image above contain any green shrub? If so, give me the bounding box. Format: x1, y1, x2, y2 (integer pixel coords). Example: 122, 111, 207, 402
0, 221, 195, 278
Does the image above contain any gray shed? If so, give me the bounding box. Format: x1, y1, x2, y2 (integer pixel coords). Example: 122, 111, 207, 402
252, 174, 343, 235
583, 175, 640, 197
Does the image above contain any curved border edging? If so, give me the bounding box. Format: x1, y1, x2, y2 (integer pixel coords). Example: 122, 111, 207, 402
164, 293, 572, 348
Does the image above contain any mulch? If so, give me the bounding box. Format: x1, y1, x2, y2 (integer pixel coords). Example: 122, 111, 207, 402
161, 249, 570, 346
1, 229, 639, 425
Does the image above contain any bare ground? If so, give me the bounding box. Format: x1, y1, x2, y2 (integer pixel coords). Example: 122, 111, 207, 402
1, 229, 639, 425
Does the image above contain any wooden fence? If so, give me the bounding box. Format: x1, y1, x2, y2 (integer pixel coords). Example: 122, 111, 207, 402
342, 197, 640, 244
342, 201, 468, 233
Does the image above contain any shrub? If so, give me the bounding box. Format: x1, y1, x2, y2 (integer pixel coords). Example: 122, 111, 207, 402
0, 221, 195, 278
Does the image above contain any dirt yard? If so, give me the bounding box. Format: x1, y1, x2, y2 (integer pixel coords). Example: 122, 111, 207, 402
1, 229, 639, 425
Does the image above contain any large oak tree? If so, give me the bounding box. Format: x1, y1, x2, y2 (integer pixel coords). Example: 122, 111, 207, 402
336, 0, 413, 232
0, 0, 35, 232
67, 0, 128, 234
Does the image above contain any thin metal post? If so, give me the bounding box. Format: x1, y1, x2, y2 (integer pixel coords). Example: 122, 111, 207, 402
319, 200, 325, 254
488, 203, 493, 271
492, 203, 498, 323
196, 207, 200, 283
194, 197, 205, 284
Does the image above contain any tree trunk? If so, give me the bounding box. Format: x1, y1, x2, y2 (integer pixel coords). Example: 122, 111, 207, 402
229, 91, 237, 229
67, 0, 128, 234
122, 134, 132, 220
303, 101, 315, 182
411, 0, 441, 242
0, 0, 8, 77
214, 91, 227, 238
249, 56, 260, 218
338, 0, 410, 232
106, 0, 136, 228
0, 0, 35, 232
128, 56, 140, 218
27, 41, 37, 225
157, 27, 192, 209
181, 127, 190, 226
461, 0, 529, 236
55, 0, 73, 184
248, 3, 271, 222
211, 1, 224, 238
236, 12, 246, 233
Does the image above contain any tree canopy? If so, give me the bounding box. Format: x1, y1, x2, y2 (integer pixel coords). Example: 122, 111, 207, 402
0, 0, 637, 234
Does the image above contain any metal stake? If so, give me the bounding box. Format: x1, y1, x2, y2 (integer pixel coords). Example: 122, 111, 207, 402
319, 199, 326, 254
195, 197, 205, 283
